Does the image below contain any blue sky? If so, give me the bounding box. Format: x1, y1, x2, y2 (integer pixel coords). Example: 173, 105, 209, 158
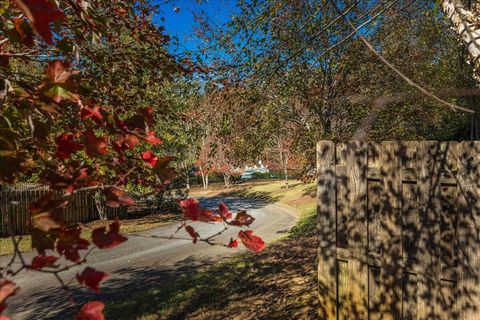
154, 0, 240, 55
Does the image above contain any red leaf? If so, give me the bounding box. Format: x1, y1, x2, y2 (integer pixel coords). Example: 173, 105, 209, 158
139, 107, 154, 125
46, 60, 78, 84
238, 230, 265, 253
179, 198, 222, 222
0, 279, 18, 314
230, 211, 255, 227
141, 150, 158, 166
145, 131, 162, 145
13, 0, 66, 44
185, 225, 199, 243
227, 238, 238, 248
153, 156, 178, 183
75, 301, 105, 320
12, 17, 34, 46
92, 220, 127, 249
29, 192, 68, 232
125, 134, 139, 150
76, 267, 108, 292
56, 134, 83, 160
0, 55, 9, 69
81, 106, 103, 124
30, 255, 58, 270
218, 202, 232, 219
56, 226, 89, 262
104, 188, 135, 208
31, 228, 59, 255
84, 130, 108, 157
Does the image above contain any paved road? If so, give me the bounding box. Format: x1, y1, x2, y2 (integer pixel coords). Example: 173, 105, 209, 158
1, 196, 297, 320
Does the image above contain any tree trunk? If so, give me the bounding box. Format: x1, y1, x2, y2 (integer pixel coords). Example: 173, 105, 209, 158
199, 164, 207, 189
442, 0, 480, 78
205, 173, 209, 189
223, 172, 230, 189
283, 156, 289, 189
94, 190, 106, 220
279, 148, 289, 189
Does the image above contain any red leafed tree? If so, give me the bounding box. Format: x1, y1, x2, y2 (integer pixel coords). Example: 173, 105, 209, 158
211, 140, 237, 189
0, 1, 264, 319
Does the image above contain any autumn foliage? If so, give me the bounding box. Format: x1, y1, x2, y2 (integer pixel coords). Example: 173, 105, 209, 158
0, 0, 264, 319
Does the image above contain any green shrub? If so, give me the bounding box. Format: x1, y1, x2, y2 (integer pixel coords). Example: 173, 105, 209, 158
251, 172, 271, 180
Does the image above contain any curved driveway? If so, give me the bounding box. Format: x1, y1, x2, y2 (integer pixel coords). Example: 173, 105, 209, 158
2, 196, 297, 320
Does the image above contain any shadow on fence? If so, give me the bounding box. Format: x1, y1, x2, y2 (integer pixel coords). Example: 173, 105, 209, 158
317, 141, 480, 319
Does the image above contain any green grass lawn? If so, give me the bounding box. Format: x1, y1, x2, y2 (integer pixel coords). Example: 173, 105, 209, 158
106, 180, 318, 320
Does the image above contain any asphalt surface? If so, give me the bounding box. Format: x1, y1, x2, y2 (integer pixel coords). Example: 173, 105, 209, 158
1, 196, 297, 320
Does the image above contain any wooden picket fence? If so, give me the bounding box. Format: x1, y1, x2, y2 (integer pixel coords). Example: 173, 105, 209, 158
317, 141, 480, 319
0, 185, 127, 236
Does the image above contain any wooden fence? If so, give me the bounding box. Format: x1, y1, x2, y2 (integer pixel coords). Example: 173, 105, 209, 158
317, 141, 480, 319
0, 187, 127, 236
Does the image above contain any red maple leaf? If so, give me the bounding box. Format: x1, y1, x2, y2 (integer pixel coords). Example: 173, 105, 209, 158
230, 211, 255, 227
104, 188, 135, 208
124, 134, 139, 149
92, 219, 127, 249
56, 134, 83, 160
46, 60, 79, 84
152, 156, 178, 183
13, 0, 66, 44
145, 131, 162, 145
84, 130, 108, 157
179, 198, 222, 222
56, 226, 89, 262
12, 17, 34, 46
76, 267, 108, 292
227, 238, 238, 248
238, 230, 265, 253
29, 192, 68, 232
185, 225, 199, 243
0, 279, 18, 314
141, 150, 158, 166
30, 255, 58, 270
218, 202, 232, 219
75, 301, 105, 320
80, 105, 103, 124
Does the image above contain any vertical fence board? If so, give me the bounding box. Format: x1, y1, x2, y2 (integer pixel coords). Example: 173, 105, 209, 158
378, 141, 402, 319
316, 141, 336, 320
345, 141, 368, 319
416, 141, 443, 319
457, 141, 480, 320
